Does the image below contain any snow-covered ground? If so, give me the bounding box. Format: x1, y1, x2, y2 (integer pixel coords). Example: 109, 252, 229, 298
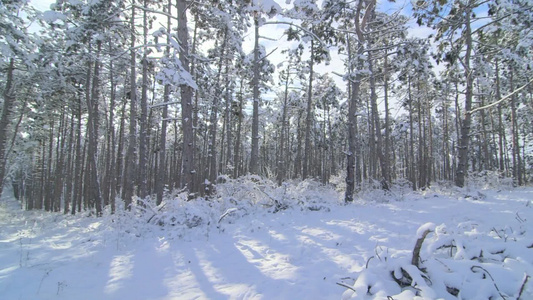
1, 181, 532, 299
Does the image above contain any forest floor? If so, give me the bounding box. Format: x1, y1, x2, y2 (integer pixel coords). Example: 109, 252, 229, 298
0, 183, 532, 299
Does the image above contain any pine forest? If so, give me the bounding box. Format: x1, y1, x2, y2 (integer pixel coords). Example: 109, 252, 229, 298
2, 0, 533, 299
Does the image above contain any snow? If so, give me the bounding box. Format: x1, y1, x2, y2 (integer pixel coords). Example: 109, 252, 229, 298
247, 0, 282, 16
1, 182, 532, 299
416, 222, 435, 238
41, 11, 67, 24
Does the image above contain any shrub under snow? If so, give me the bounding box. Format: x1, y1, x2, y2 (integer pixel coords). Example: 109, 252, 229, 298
110, 176, 342, 239
340, 221, 533, 299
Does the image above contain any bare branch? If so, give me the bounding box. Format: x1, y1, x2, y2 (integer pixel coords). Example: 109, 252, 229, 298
259, 47, 278, 62
336, 282, 356, 292
150, 101, 181, 109
133, 4, 179, 21
471, 266, 506, 299
518, 274, 530, 300
412, 228, 432, 268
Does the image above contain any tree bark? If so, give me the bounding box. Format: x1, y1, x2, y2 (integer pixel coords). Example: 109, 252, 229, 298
233, 78, 244, 179
495, 61, 506, 174
249, 13, 260, 175
383, 49, 391, 185
408, 77, 417, 190
294, 110, 303, 179
123, 2, 138, 209
345, 35, 362, 202
115, 95, 127, 206
303, 39, 314, 180
72, 90, 83, 215
86, 41, 104, 216
207, 29, 228, 191
64, 110, 75, 214
509, 67, 522, 185
104, 46, 117, 213
0, 58, 16, 198
455, 7, 474, 188
368, 48, 388, 190
277, 65, 291, 186
346, 0, 375, 201
224, 64, 233, 176
52, 110, 66, 212
138, 0, 150, 199
177, 0, 196, 194
156, 0, 172, 205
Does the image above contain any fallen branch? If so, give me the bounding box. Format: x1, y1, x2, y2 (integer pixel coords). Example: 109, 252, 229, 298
471, 266, 506, 299
391, 268, 413, 287
336, 281, 356, 292
257, 188, 287, 212
147, 203, 167, 224
516, 212, 525, 223
518, 274, 530, 300
218, 208, 238, 223
492, 227, 503, 239
412, 229, 432, 268
365, 256, 375, 269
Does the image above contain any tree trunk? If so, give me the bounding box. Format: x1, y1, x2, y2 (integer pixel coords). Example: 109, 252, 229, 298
495, 64, 506, 174
156, 0, 172, 206
224, 65, 233, 176
72, 91, 83, 215
249, 13, 260, 175
138, 0, 150, 199
52, 110, 66, 212
156, 102, 167, 205
207, 29, 228, 192
44, 120, 54, 211
424, 96, 435, 187
455, 8, 473, 188
345, 32, 363, 202
123, 2, 138, 209
408, 76, 417, 190
0, 58, 16, 198
234, 78, 244, 179
368, 48, 388, 190
177, 0, 196, 194
509, 67, 522, 186
293, 110, 303, 179
64, 110, 75, 214
417, 81, 425, 189
443, 91, 451, 180
115, 95, 127, 205
327, 99, 336, 179
86, 41, 103, 216
383, 50, 391, 186
104, 47, 117, 213
277, 65, 291, 186
303, 39, 314, 180
477, 79, 489, 171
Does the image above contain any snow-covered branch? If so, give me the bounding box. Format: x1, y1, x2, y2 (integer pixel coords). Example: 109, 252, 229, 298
262, 21, 328, 48
468, 78, 533, 115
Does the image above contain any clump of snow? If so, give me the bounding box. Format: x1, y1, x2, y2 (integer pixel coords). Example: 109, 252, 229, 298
156, 55, 198, 90
416, 222, 435, 239
247, 0, 282, 16
41, 11, 67, 23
